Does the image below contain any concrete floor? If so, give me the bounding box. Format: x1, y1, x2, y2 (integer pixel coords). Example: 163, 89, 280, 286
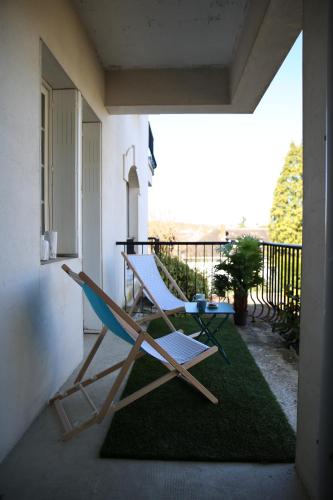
0, 323, 308, 500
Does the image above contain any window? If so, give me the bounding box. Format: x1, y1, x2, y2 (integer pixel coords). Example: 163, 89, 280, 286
40, 83, 51, 234
40, 84, 80, 259
40, 42, 81, 261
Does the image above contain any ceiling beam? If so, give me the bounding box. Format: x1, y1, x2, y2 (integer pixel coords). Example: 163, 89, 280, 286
231, 0, 302, 111
106, 68, 230, 114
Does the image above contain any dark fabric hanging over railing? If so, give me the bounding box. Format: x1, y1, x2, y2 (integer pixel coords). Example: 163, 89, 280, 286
148, 123, 157, 169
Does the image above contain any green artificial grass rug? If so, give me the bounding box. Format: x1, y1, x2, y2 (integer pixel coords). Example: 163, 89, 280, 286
100, 317, 295, 462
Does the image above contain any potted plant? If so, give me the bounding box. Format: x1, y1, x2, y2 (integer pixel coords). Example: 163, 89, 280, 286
213, 236, 263, 326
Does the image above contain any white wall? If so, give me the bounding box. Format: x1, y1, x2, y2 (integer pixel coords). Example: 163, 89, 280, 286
102, 115, 150, 305
0, 0, 150, 461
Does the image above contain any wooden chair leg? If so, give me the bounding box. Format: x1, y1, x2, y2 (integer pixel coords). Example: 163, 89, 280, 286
180, 370, 218, 404
51, 348, 147, 440
113, 370, 179, 412
178, 348, 219, 404
50, 350, 145, 404
145, 334, 219, 405
74, 326, 108, 383
113, 348, 219, 412
129, 287, 143, 315
96, 334, 145, 422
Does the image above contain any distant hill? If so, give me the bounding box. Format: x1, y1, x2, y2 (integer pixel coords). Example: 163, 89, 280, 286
225, 227, 269, 241
149, 220, 226, 241
149, 220, 268, 242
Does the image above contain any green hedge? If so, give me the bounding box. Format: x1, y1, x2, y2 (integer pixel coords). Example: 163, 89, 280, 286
157, 251, 208, 300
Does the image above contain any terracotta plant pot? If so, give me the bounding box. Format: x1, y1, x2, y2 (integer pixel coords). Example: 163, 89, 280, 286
233, 292, 248, 326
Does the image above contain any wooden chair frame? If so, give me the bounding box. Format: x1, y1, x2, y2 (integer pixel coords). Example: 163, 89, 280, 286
50, 265, 218, 441
122, 252, 189, 331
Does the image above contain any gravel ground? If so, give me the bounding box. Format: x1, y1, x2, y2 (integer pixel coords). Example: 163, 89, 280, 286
237, 316, 298, 431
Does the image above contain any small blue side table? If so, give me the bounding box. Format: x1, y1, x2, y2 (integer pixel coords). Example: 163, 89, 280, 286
185, 301, 235, 363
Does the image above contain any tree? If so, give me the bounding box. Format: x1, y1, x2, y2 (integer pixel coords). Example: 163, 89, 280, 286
149, 220, 176, 241
269, 143, 303, 244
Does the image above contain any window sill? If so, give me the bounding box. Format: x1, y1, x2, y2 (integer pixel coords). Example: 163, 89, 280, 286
40, 254, 78, 265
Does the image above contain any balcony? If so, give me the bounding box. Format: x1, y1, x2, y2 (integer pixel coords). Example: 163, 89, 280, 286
116, 238, 301, 445
118, 239, 301, 351
0, 239, 306, 499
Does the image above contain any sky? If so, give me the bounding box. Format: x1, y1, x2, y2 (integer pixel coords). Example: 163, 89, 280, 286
148, 34, 302, 228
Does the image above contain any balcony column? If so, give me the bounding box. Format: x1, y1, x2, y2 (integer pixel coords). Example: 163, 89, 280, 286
318, 1, 333, 497
296, 0, 328, 498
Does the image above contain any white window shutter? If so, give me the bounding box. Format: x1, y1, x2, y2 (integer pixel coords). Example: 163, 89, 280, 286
51, 89, 79, 254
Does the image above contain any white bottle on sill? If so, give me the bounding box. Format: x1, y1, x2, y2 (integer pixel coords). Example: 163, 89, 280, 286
40, 235, 49, 261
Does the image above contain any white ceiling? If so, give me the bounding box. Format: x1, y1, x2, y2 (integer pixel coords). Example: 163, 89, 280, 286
71, 0, 302, 114
72, 0, 248, 69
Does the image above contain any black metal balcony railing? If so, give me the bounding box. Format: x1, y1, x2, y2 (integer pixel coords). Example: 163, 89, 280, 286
116, 239, 302, 342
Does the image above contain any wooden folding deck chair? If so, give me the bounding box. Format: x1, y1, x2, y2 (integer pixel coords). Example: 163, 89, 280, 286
50, 265, 218, 441
122, 252, 189, 331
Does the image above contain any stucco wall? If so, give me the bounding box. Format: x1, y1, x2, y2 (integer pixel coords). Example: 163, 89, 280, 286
102, 115, 149, 304
0, 0, 149, 461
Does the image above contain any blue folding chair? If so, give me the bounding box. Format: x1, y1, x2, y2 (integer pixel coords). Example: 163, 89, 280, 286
50, 265, 218, 440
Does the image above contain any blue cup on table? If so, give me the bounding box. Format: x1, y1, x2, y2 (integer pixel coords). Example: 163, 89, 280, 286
197, 299, 207, 313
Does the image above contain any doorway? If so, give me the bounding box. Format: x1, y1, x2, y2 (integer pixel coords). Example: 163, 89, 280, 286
82, 100, 102, 332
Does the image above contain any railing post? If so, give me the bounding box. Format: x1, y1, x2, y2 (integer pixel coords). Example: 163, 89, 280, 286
148, 236, 160, 255
126, 237, 135, 255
